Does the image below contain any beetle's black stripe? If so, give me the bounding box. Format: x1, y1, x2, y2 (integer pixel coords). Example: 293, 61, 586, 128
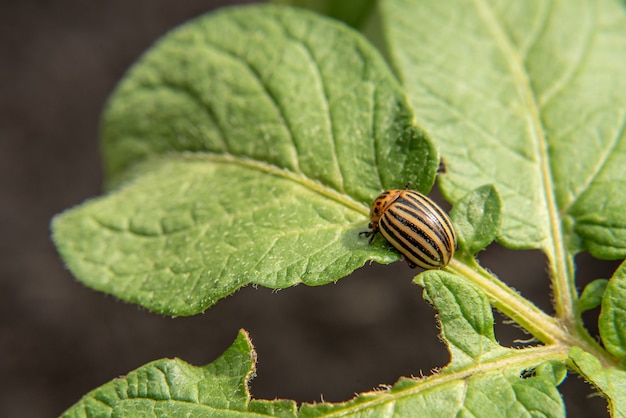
379, 213, 441, 268
388, 207, 446, 260
364, 189, 456, 269
377, 192, 454, 269
391, 202, 451, 252
403, 192, 455, 234
380, 211, 443, 267
400, 193, 456, 248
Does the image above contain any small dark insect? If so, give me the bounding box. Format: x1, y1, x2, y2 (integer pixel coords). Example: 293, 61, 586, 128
360, 185, 456, 269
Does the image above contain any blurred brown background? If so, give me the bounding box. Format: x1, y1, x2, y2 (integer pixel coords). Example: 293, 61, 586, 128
0, 1, 619, 416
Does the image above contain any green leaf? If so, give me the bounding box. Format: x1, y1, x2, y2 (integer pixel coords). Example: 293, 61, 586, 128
53, 156, 399, 315
52, 5, 438, 315
61, 330, 298, 418
381, 0, 626, 259
450, 185, 502, 256
577, 278, 609, 313
420, 271, 504, 369
569, 347, 626, 418
300, 273, 566, 417
599, 260, 626, 359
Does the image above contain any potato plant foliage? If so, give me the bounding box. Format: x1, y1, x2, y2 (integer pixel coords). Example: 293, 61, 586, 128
53, 2, 626, 417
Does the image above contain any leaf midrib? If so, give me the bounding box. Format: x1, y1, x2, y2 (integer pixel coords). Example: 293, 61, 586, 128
130, 153, 369, 216
278, 24, 347, 192
472, 0, 573, 320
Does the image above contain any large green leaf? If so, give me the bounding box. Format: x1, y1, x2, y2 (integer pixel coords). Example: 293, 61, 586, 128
381, 0, 626, 259
52, 5, 438, 315
53, 156, 397, 314
61, 330, 298, 418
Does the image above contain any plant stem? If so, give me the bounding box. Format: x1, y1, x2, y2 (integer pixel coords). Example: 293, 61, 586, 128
445, 259, 617, 367
446, 259, 562, 343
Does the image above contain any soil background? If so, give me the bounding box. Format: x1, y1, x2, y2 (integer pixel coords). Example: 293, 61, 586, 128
0, 1, 619, 416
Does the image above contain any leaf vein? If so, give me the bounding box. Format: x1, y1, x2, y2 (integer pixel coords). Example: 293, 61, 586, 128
150, 81, 230, 154
474, 0, 572, 316
197, 41, 302, 173
417, 81, 535, 164
539, 1, 595, 107
281, 29, 345, 192
517, 0, 552, 58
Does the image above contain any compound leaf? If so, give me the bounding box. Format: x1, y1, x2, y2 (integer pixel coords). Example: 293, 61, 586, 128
300, 272, 566, 417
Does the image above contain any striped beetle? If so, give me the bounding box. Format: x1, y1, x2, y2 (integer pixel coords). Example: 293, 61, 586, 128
360, 185, 456, 269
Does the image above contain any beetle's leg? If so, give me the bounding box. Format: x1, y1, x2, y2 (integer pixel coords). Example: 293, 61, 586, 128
359, 229, 378, 243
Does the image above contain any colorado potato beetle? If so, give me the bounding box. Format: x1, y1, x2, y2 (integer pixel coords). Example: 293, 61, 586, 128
361, 187, 456, 269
